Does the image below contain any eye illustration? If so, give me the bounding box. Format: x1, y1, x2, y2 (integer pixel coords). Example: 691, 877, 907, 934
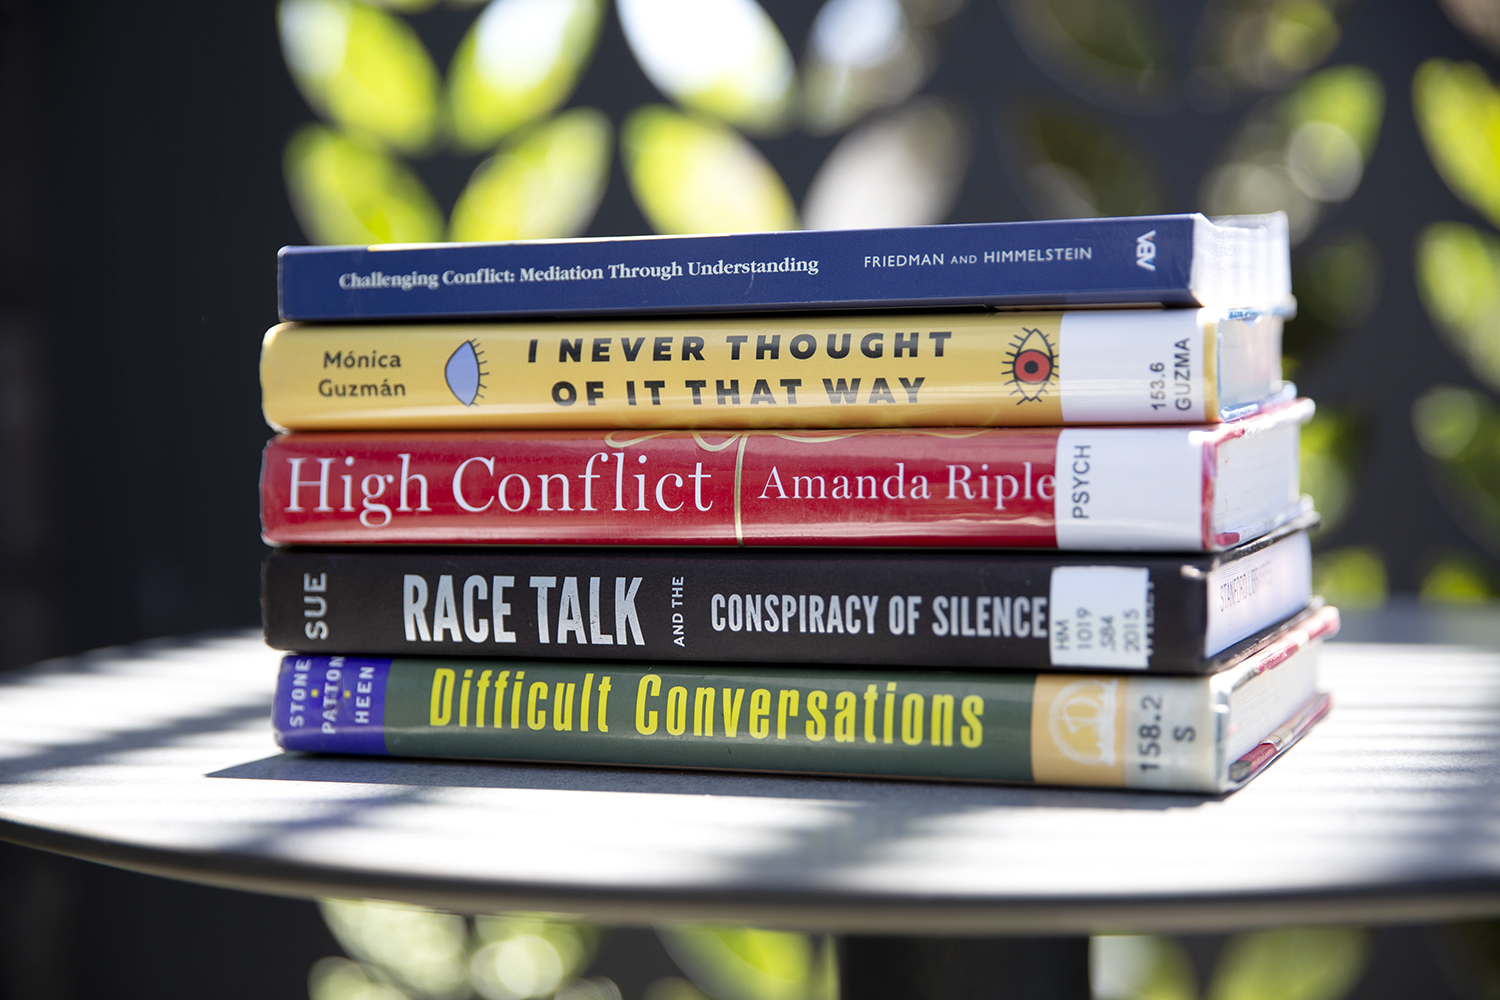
445, 339, 488, 406
1002, 326, 1057, 403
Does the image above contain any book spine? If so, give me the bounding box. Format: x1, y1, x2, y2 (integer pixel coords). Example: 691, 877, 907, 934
260, 425, 1217, 550
277, 217, 1201, 322
260, 309, 1228, 432
263, 546, 1219, 671
272, 652, 1331, 792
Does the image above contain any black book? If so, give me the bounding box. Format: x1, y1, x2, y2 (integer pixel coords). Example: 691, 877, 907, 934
265, 523, 1314, 674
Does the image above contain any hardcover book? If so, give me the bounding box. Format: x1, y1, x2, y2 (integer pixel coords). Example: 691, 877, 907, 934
263, 523, 1316, 672
272, 605, 1337, 793
260, 401, 1312, 552
260, 308, 1288, 431
276, 214, 1292, 322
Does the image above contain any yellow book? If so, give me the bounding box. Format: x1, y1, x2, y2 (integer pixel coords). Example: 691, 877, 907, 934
260, 309, 1284, 431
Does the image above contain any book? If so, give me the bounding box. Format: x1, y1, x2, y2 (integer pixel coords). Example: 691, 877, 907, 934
260, 401, 1313, 551
260, 308, 1289, 431
275, 214, 1293, 322
263, 523, 1316, 672
271, 605, 1337, 793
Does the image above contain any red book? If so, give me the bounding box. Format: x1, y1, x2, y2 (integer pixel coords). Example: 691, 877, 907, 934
260, 401, 1311, 551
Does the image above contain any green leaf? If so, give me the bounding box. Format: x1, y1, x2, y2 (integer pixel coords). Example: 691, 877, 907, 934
1090, 935, 1197, 1000
317, 899, 469, 999
1006, 101, 1161, 219
279, 0, 441, 153
1414, 385, 1484, 460
622, 105, 798, 233
658, 926, 836, 1000
1311, 550, 1387, 610
308, 957, 412, 1000
468, 915, 601, 1000
1195, 0, 1342, 94
800, 0, 935, 135
1282, 230, 1379, 374
1411, 384, 1500, 554
284, 124, 444, 244
447, 0, 603, 152
801, 98, 969, 229
450, 108, 613, 241
1206, 929, 1374, 1000
1201, 65, 1383, 243
1209, 927, 1369, 1000
1299, 407, 1364, 535
1007, 0, 1172, 111
1414, 58, 1500, 231
1420, 550, 1496, 603
1283, 65, 1383, 155
1416, 221, 1500, 392
618, 0, 795, 134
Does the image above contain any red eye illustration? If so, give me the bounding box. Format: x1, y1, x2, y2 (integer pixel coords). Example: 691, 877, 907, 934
1003, 327, 1058, 403
1013, 349, 1052, 383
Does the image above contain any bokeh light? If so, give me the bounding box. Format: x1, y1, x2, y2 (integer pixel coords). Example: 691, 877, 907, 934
1413, 384, 1500, 556
447, 0, 602, 152
657, 925, 837, 1000
312, 904, 606, 1000
1201, 65, 1383, 243
284, 123, 445, 244
1206, 927, 1370, 1000
1416, 222, 1500, 392
309, 956, 413, 1000
1005, 101, 1160, 219
1414, 58, 1500, 235
449, 108, 613, 241
1420, 550, 1495, 602
1192, 0, 1344, 104
1438, 0, 1500, 57
617, 0, 795, 135
623, 105, 798, 233
1282, 230, 1379, 375
1090, 934, 1196, 1000
800, 0, 959, 135
279, 0, 441, 153
801, 99, 969, 230
320, 899, 471, 999
1299, 408, 1363, 536
1006, 0, 1172, 112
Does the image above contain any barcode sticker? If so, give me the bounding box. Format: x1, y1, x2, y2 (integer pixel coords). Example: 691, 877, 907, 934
1048, 566, 1151, 668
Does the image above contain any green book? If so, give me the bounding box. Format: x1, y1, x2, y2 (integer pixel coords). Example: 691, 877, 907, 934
273, 608, 1335, 794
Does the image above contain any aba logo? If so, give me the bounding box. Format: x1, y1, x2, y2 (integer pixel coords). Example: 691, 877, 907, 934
1002, 326, 1057, 403
1136, 230, 1157, 271
445, 339, 488, 406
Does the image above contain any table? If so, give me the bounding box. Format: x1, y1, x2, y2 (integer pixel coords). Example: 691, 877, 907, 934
3, 625, 1499, 931
2, 627, 1499, 994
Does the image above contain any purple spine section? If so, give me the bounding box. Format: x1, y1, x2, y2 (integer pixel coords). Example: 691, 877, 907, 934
273, 655, 390, 754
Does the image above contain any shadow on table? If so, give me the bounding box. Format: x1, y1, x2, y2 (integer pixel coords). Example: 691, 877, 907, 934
209, 751, 1216, 813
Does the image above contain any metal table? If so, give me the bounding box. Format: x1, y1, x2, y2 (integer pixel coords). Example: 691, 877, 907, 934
2, 627, 1498, 995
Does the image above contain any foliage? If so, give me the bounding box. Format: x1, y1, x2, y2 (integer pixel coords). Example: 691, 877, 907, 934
1206, 927, 1369, 1000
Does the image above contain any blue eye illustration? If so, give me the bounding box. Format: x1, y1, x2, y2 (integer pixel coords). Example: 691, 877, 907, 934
445, 339, 487, 406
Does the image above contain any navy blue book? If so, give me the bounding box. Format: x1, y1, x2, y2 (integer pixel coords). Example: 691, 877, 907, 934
277, 213, 1292, 322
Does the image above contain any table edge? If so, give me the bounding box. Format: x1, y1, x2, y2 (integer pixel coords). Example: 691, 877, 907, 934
5, 816, 1498, 935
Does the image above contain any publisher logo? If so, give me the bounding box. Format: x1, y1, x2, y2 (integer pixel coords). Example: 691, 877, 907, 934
1047, 678, 1119, 766
1135, 230, 1157, 271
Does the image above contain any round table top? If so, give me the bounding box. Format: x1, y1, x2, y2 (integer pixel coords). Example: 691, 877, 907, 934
1, 629, 1498, 934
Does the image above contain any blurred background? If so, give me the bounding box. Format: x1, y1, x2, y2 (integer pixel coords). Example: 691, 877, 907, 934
4, 0, 1500, 996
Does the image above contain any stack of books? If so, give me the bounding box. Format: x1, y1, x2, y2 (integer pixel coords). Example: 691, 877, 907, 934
259, 213, 1335, 794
